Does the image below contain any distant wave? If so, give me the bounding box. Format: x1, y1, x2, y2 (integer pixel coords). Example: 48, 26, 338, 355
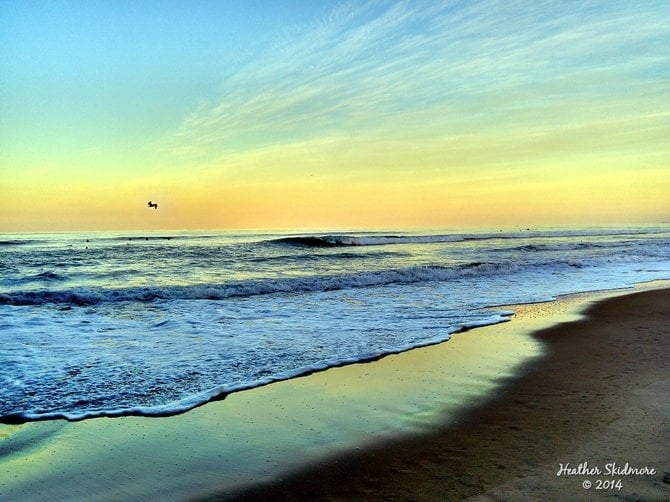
2, 270, 69, 286
44, 234, 222, 244
270, 234, 474, 247
0, 239, 42, 246
267, 229, 668, 248
498, 241, 669, 259
248, 250, 403, 264
505, 242, 618, 252
2, 235, 215, 246
33, 271, 67, 281
109, 235, 179, 241
269, 236, 348, 247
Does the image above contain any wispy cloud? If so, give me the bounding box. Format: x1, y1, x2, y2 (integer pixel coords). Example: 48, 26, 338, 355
161, 0, 670, 170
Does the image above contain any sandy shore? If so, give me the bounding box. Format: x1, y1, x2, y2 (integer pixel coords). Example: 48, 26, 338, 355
1, 286, 668, 500
227, 287, 670, 501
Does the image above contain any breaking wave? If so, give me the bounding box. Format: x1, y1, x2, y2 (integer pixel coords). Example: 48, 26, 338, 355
0, 239, 43, 246
0, 259, 606, 307
267, 229, 668, 248
0, 261, 530, 306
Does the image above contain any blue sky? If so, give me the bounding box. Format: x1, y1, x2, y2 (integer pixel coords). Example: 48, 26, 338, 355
1, 1, 669, 230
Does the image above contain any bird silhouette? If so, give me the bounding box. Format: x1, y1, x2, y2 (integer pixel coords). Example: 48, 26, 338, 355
147, 201, 158, 209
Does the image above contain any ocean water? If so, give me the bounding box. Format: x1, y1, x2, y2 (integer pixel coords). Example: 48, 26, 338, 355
1, 226, 669, 422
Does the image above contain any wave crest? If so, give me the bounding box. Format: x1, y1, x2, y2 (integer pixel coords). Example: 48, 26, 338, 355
0, 262, 521, 306
269, 234, 468, 247
267, 229, 668, 248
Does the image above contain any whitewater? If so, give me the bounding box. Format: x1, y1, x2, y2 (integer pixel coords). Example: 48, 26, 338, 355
1, 226, 669, 423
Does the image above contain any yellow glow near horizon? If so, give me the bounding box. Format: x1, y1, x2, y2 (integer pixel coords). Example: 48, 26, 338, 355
1, 1, 669, 231
2, 142, 667, 231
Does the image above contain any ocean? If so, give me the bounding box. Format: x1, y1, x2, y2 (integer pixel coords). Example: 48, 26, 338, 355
1, 226, 669, 423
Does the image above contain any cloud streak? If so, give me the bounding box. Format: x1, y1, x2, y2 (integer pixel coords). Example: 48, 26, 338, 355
162, 0, 669, 168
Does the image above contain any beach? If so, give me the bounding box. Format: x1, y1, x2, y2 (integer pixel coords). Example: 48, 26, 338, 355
228, 286, 670, 501
0, 285, 668, 500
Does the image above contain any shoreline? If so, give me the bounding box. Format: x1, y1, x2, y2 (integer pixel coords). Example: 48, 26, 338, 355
0, 284, 668, 500
0, 314, 516, 426
223, 285, 670, 500
0, 283, 652, 426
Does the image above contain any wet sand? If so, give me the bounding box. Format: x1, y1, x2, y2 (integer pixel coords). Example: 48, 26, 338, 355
0, 298, 543, 501
226, 287, 670, 501
1, 287, 668, 500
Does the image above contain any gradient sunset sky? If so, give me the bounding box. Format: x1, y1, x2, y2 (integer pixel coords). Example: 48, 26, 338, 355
1, 0, 669, 231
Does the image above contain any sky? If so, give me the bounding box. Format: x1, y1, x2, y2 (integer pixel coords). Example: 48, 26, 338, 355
1, 0, 669, 231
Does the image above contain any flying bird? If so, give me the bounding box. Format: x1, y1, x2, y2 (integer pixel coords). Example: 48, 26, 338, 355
147, 201, 158, 209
